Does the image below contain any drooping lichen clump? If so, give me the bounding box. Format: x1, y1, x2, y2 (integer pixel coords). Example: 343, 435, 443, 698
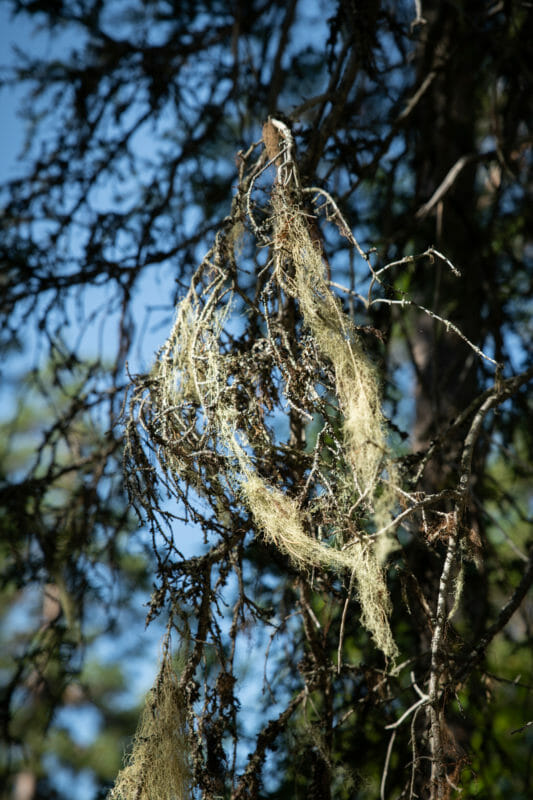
109, 649, 191, 800
126, 121, 401, 659
271, 185, 397, 518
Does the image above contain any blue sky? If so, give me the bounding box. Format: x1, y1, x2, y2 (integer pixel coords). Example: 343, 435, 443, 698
0, 6, 46, 180
0, 11, 168, 797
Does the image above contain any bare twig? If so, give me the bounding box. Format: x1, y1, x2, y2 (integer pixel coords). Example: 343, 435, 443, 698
370, 296, 499, 367
413, 367, 532, 486
411, 0, 427, 29
385, 695, 428, 731
473, 492, 529, 562
382, 673, 429, 797
397, 69, 433, 121
455, 546, 533, 684
231, 690, 306, 800
511, 720, 533, 735
303, 185, 372, 267
428, 520, 458, 799
416, 150, 500, 219
416, 154, 476, 219
373, 488, 458, 539
337, 568, 357, 673
381, 729, 397, 800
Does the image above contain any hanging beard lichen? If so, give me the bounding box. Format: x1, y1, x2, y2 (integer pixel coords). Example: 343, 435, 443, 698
125, 119, 400, 660
240, 474, 396, 658
108, 648, 191, 800
270, 185, 397, 515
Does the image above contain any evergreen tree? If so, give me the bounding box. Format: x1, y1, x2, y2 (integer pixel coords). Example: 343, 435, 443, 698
1, 1, 532, 798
